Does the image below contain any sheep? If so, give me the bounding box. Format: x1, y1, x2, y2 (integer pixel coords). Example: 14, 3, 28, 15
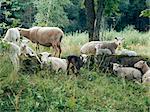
1, 40, 21, 72
66, 55, 84, 75
117, 49, 137, 56
80, 37, 124, 55
20, 39, 41, 63
3, 28, 20, 44
95, 44, 112, 55
18, 27, 64, 57
40, 52, 67, 72
113, 63, 142, 83
134, 60, 150, 84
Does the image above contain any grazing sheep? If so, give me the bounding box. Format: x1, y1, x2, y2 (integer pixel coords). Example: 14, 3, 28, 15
80, 37, 124, 55
117, 49, 137, 56
20, 39, 41, 63
3, 28, 20, 44
18, 27, 64, 57
66, 55, 84, 75
40, 52, 67, 72
2, 40, 21, 72
134, 60, 150, 84
95, 44, 112, 55
113, 63, 142, 82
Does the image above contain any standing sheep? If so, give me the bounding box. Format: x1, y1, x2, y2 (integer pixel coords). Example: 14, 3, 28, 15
18, 27, 64, 57
80, 37, 124, 55
113, 63, 142, 83
134, 60, 150, 84
3, 28, 20, 44
1, 40, 21, 72
66, 55, 84, 75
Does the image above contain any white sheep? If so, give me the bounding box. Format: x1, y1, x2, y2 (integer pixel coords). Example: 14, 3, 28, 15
113, 63, 142, 83
40, 52, 67, 72
3, 28, 20, 44
134, 60, 150, 84
2, 40, 21, 72
18, 27, 64, 57
20, 39, 42, 63
95, 44, 112, 55
117, 49, 137, 56
80, 37, 124, 55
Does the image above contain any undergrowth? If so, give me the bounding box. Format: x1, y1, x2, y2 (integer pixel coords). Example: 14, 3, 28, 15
0, 27, 150, 111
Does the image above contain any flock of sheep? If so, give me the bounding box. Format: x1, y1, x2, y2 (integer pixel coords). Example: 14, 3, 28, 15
1, 26, 150, 85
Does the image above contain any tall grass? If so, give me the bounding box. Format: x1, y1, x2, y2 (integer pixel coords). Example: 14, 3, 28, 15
0, 27, 150, 111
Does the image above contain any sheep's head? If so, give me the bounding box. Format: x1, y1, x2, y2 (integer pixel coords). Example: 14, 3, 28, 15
134, 60, 146, 69
114, 37, 124, 46
39, 52, 52, 61
112, 63, 122, 71
17, 27, 30, 36
80, 54, 88, 63
20, 39, 30, 50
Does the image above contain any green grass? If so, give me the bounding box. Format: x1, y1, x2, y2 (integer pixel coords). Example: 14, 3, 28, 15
0, 27, 150, 111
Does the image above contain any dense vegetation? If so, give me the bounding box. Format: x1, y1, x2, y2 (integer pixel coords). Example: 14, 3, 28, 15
0, 28, 150, 111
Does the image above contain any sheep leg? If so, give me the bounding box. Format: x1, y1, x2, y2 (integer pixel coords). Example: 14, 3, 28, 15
57, 44, 61, 58
10, 56, 19, 72
36, 43, 40, 52
52, 44, 58, 57
67, 62, 70, 75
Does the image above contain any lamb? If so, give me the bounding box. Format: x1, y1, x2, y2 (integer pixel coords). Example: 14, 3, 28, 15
66, 55, 84, 75
134, 60, 150, 84
20, 39, 41, 63
113, 63, 142, 83
80, 37, 124, 55
95, 44, 112, 55
40, 52, 67, 72
1, 40, 21, 72
18, 27, 64, 57
3, 28, 20, 44
117, 49, 137, 56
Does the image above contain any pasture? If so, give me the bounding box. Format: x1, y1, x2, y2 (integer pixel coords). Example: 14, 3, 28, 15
0, 27, 150, 111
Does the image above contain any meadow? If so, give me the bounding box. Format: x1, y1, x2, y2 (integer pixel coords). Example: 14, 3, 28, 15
0, 27, 150, 112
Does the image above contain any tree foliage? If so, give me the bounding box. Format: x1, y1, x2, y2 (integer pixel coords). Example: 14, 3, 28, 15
0, 0, 149, 37
33, 0, 70, 29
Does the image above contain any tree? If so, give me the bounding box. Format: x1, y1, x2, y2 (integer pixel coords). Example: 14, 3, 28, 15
84, 0, 120, 41
84, 0, 95, 41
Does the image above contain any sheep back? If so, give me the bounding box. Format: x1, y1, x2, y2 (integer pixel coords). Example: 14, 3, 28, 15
114, 67, 142, 81
4, 28, 20, 43
80, 41, 102, 55
29, 27, 64, 46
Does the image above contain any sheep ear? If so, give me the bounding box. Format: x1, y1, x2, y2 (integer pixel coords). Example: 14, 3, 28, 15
80, 55, 83, 60
48, 54, 52, 57
115, 37, 118, 40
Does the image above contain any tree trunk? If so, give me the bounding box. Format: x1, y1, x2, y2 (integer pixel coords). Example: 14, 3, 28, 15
84, 0, 95, 42
93, 0, 106, 41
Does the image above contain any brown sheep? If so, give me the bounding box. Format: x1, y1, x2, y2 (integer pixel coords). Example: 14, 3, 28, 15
18, 27, 64, 57
80, 37, 124, 55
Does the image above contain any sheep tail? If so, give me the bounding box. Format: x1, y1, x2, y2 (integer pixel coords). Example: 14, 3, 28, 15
60, 35, 63, 42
